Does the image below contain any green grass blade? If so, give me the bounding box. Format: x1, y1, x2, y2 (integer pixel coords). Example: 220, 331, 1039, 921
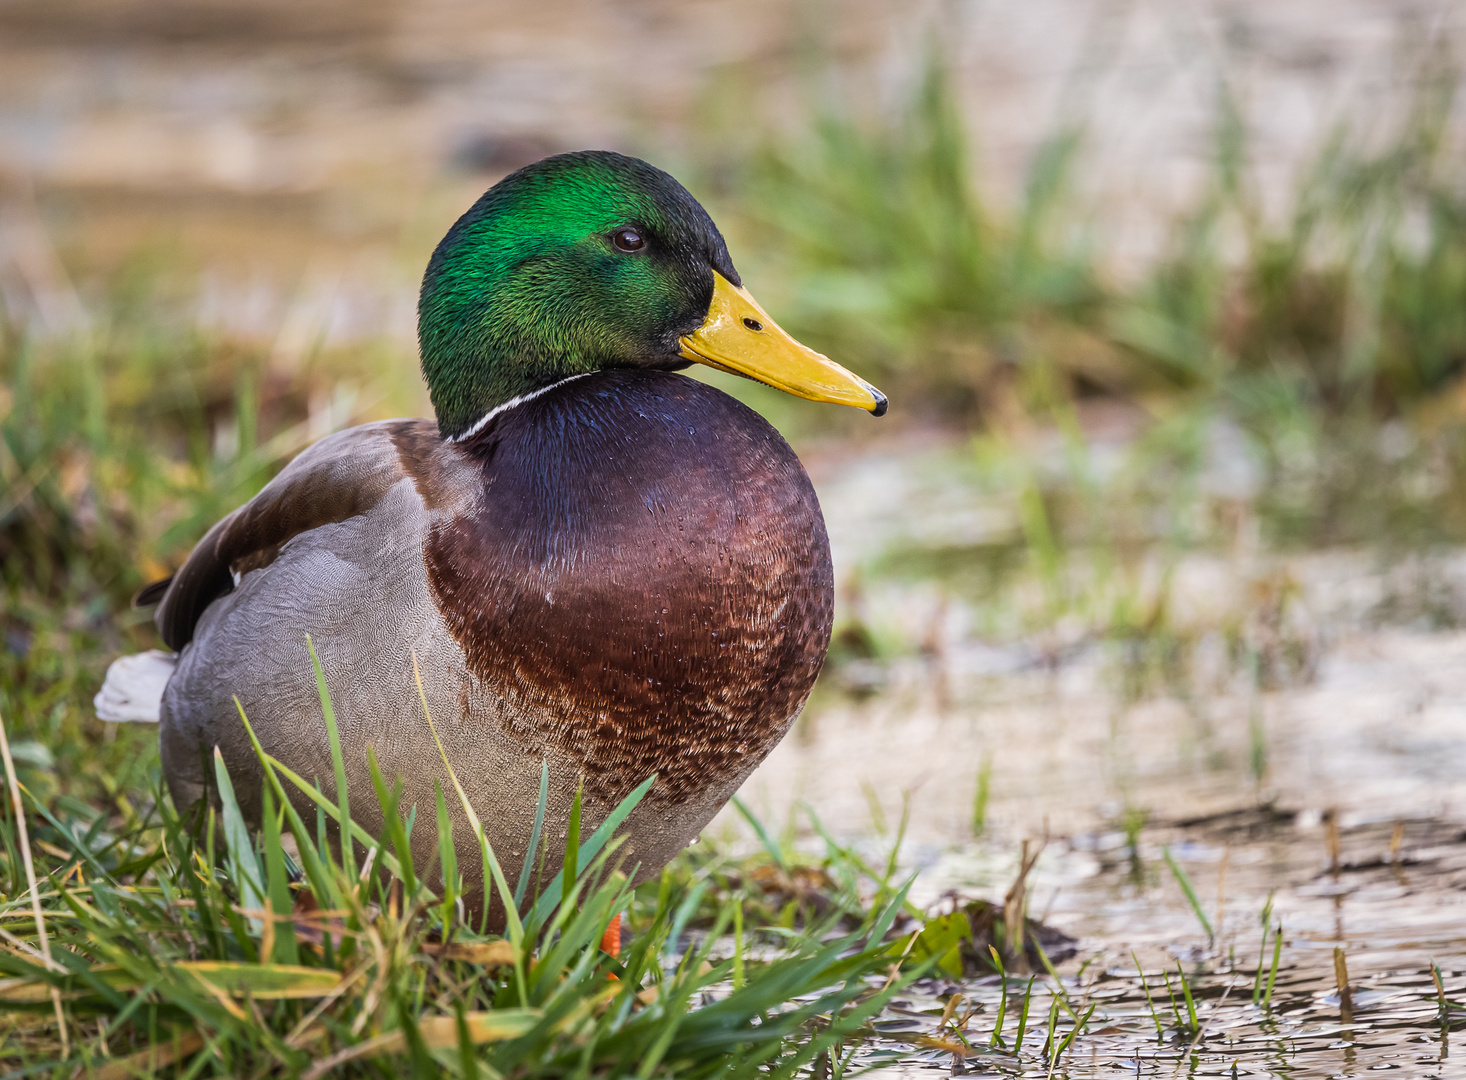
1263, 923, 1283, 1010
731, 794, 786, 871
526, 774, 656, 927
455, 1000, 481, 1080
733, 899, 745, 990
306, 634, 354, 880
1054, 1002, 1096, 1062
234, 697, 344, 911
513, 760, 549, 909
261, 786, 298, 965
1013, 975, 1035, 1052
1176, 962, 1198, 1030
367, 747, 418, 902
563, 781, 583, 907
1132, 951, 1166, 1037
435, 781, 459, 925
666, 880, 708, 956
1251, 922, 1272, 1004
411, 653, 524, 943
988, 946, 1008, 1047
1043, 997, 1060, 1060
865, 871, 916, 947
212, 747, 265, 916
1162, 846, 1214, 942
1034, 939, 1081, 1022
1252, 892, 1276, 1004
1160, 968, 1186, 1028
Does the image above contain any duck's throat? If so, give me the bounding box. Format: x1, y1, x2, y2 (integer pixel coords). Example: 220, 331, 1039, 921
445, 373, 592, 443
423, 338, 591, 440
422, 370, 835, 807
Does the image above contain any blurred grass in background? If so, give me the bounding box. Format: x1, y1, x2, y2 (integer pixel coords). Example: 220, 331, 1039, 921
4, 27, 1466, 809
735, 38, 1466, 512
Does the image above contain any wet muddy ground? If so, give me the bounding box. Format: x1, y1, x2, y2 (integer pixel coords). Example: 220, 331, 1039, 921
721, 436, 1466, 1077
843, 813, 1466, 1077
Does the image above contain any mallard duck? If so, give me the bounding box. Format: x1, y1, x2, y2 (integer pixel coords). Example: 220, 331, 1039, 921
98, 150, 884, 914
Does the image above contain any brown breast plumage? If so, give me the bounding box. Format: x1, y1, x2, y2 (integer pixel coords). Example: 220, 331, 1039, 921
421, 369, 833, 807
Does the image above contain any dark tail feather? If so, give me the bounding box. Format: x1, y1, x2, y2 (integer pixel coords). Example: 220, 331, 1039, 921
133, 576, 174, 608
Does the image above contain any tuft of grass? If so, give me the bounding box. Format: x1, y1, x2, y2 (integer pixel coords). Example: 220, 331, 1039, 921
1049, 1001, 1096, 1066
0, 295, 382, 818
734, 32, 1466, 560
732, 43, 1110, 421
0, 660, 916, 1075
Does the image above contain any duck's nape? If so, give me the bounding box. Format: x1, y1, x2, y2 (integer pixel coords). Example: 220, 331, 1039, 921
417, 149, 884, 440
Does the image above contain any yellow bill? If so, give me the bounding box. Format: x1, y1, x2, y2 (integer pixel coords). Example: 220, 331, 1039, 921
679, 271, 887, 416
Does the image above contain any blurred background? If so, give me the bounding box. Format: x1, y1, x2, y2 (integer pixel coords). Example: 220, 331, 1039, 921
4, 0, 1466, 1036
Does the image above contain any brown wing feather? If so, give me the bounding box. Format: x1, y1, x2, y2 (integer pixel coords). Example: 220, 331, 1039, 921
153, 421, 432, 650
133, 576, 174, 608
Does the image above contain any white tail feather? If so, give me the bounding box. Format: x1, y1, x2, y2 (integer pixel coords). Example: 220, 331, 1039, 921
94, 650, 177, 723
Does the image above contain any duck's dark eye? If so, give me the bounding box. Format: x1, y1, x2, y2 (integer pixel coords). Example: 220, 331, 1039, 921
611, 228, 645, 252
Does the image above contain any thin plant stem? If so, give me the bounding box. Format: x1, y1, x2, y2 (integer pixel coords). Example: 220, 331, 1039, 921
1132, 951, 1166, 1038
1263, 923, 1283, 1010
1014, 975, 1035, 1053
0, 704, 68, 1056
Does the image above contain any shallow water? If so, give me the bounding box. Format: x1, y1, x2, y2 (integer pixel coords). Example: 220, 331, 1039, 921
723, 435, 1466, 1077
847, 814, 1466, 1077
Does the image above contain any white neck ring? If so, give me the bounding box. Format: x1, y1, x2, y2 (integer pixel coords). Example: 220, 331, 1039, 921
446, 373, 591, 443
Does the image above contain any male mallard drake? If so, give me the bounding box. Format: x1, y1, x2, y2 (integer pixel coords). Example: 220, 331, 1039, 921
98, 151, 884, 910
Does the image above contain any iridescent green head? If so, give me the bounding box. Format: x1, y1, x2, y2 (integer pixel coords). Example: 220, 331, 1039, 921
418, 150, 885, 440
